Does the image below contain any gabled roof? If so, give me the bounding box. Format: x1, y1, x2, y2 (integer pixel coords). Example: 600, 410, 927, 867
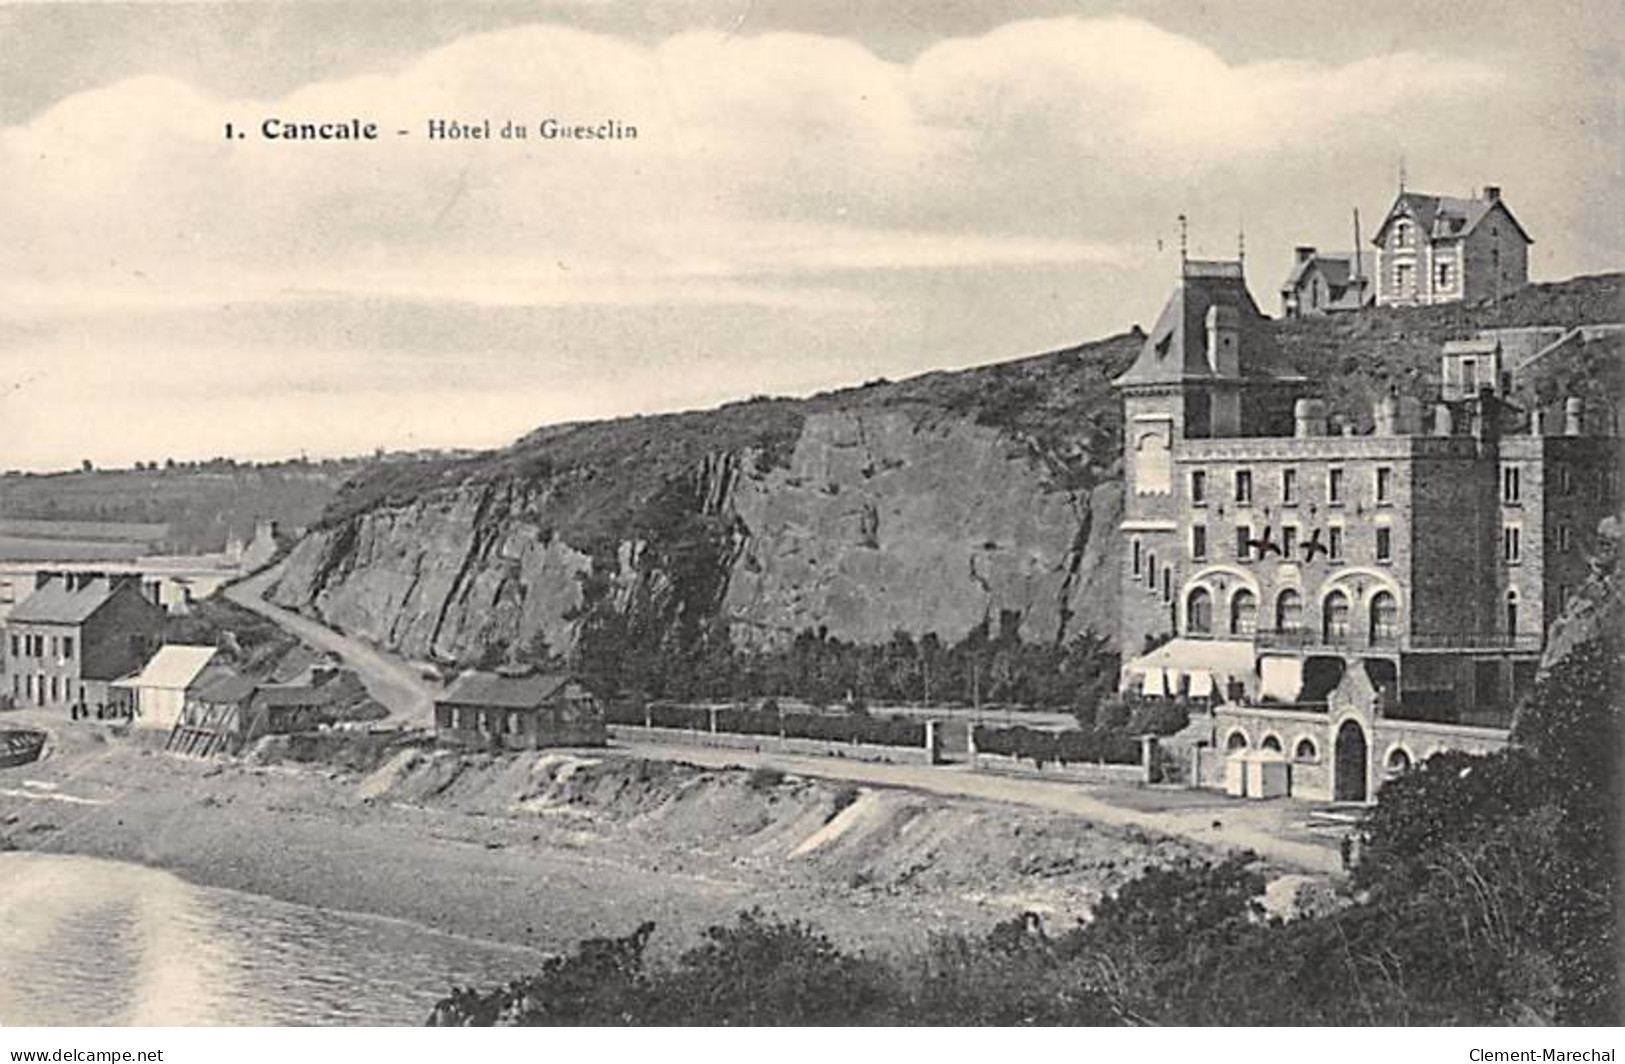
1372, 191, 1533, 246
121, 644, 217, 691
1282, 251, 1364, 291
8, 579, 120, 625
191, 667, 257, 705
1114, 261, 1302, 388
439, 670, 583, 709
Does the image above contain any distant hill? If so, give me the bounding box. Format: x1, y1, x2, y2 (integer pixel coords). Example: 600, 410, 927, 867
0, 459, 373, 557
269, 272, 1623, 678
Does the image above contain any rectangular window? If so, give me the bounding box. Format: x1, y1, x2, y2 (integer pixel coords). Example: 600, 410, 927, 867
1375, 467, 1393, 505
1328, 467, 1344, 505
1191, 525, 1207, 560
1132, 539, 1142, 576
1376, 526, 1393, 562
1236, 525, 1252, 560
1161, 568, 1172, 603
7, 635, 16, 659
1502, 465, 1521, 504
1281, 525, 1298, 559
1504, 525, 1522, 564
1436, 260, 1455, 289
1327, 525, 1344, 561
1560, 467, 1573, 495
62, 637, 73, 660
1234, 469, 1253, 505
1282, 468, 1298, 506
1558, 525, 1571, 552
1190, 470, 1207, 506
1396, 262, 1414, 293
49, 676, 58, 702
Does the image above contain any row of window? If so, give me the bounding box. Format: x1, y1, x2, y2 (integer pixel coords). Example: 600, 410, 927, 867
8, 633, 74, 661
1191, 466, 1391, 508
1185, 586, 1399, 641
11, 672, 79, 705
1175, 523, 1382, 564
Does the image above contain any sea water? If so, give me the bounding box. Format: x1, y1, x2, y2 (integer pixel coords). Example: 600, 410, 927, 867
0, 853, 547, 1025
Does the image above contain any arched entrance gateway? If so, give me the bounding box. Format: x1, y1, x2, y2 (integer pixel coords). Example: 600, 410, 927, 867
1334, 719, 1369, 803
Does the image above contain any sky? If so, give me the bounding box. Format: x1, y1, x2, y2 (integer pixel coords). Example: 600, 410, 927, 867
1, 0, 1620, 470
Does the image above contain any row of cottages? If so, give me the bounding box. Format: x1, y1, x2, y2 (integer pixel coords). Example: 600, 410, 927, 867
168, 661, 371, 755
1116, 258, 1615, 803
2, 573, 166, 714
434, 670, 606, 750
1281, 186, 1532, 317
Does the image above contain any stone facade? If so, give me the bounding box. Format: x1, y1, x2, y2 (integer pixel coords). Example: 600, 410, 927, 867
2, 573, 166, 713
1371, 187, 1532, 308
1117, 260, 1614, 801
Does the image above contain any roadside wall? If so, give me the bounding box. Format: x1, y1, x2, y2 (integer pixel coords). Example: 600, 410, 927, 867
969, 751, 1148, 785
606, 723, 934, 766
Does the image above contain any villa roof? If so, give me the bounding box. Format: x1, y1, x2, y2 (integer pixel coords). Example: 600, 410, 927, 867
1372, 191, 1533, 246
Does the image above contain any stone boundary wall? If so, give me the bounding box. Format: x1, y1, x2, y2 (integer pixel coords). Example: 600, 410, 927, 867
968, 751, 1149, 785
606, 723, 934, 766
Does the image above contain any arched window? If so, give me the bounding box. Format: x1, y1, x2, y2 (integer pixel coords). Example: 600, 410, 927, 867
1386, 747, 1412, 775
1146, 551, 1157, 588
1186, 587, 1213, 634
1226, 730, 1249, 752
1369, 591, 1398, 643
1395, 219, 1412, 248
1133, 430, 1171, 495
1161, 567, 1172, 604
1323, 589, 1351, 643
1506, 589, 1519, 635
1230, 589, 1258, 635
1294, 737, 1318, 762
1261, 734, 1282, 753
1276, 589, 1303, 634
1132, 539, 1142, 577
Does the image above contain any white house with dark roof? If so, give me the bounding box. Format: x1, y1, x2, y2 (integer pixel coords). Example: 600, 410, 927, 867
1371, 186, 1532, 308
114, 644, 219, 730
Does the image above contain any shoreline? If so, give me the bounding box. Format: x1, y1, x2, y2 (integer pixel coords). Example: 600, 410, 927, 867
0, 722, 1233, 965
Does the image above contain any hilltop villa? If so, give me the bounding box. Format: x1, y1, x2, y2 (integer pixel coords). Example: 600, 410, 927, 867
1371, 186, 1532, 308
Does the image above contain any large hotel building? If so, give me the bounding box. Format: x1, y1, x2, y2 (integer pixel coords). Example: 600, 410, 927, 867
1116, 260, 1616, 801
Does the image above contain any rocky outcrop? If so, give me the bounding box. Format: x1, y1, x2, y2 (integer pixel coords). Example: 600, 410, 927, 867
271, 403, 1122, 664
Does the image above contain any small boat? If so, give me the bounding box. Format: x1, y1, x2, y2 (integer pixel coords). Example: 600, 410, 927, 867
0, 728, 46, 769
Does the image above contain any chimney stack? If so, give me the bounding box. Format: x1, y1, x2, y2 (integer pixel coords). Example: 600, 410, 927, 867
1294, 246, 1316, 263
1482, 185, 1502, 203
1294, 398, 1329, 439
1565, 397, 1585, 437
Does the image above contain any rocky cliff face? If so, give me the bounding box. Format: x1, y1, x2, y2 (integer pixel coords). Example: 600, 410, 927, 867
270, 401, 1123, 665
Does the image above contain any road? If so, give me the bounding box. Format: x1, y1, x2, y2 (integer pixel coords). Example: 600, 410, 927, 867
605, 739, 1344, 874
224, 563, 439, 726
222, 566, 1342, 874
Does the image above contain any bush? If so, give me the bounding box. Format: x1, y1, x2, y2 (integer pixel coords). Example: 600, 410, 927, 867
973, 724, 1141, 767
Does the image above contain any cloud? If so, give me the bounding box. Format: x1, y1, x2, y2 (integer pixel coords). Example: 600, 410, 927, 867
0, 16, 1502, 320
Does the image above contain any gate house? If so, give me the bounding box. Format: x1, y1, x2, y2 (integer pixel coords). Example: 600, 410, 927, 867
434, 671, 605, 750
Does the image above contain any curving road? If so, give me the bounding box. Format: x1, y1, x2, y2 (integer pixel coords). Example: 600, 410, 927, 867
224, 563, 438, 726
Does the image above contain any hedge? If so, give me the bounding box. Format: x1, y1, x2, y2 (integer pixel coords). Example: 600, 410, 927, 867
973, 724, 1141, 767
625, 703, 925, 748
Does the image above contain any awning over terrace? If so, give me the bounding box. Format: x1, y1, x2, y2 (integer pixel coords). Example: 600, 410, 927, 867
1120, 639, 1256, 700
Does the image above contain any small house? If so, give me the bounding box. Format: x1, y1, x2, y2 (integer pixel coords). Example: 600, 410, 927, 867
115, 644, 219, 729
434, 671, 605, 750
